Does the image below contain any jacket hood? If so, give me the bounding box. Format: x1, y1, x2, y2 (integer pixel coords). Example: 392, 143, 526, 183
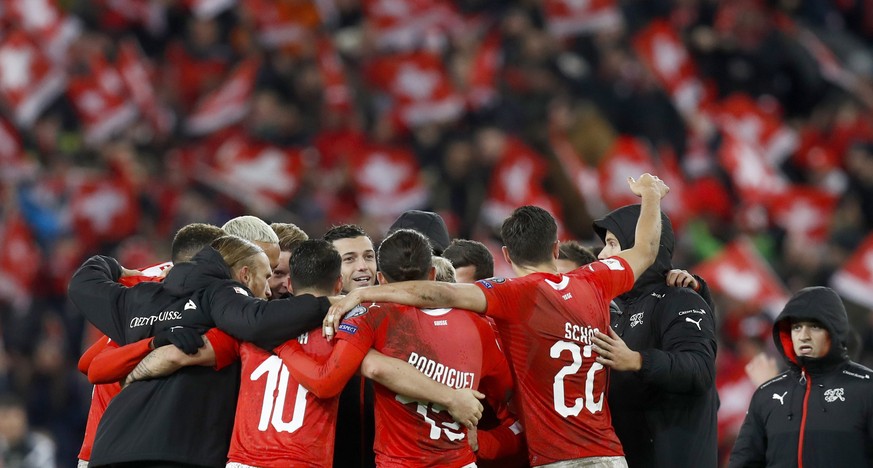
593, 204, 674, 298
162, 247, 235, 297
773, 286, 849, 371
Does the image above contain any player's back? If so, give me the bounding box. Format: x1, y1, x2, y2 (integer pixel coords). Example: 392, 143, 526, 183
341, 303, 500, 468
476, 261, 632, 466
228, 331, 338, 468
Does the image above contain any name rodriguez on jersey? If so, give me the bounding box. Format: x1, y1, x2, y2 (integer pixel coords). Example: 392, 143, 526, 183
408, 352, 475, 389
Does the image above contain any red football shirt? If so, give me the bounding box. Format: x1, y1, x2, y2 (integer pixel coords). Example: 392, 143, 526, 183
474, 257, 634, 466
227, 331, 338, 468
339, 303, 513, 468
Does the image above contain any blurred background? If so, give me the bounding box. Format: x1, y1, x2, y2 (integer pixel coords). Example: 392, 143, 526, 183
0, 0, 872, 466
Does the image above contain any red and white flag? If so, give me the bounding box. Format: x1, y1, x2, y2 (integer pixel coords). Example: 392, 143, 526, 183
317, 37, 353, 111
117, 40, 174, 135
199, 133, 306, 208
633, 19, 706, 116
597, 136, 657, 209
348, 144, 428, 218
186, 59, 259, 136
831, 233, 873, 309
243, 0, 321, 49
0, 30, 66, 127
367, 51, 464, 128
542, 0, 623, 39
67, 55, 138, 144
714, 94, 797, 164
70, 177, 140, 248
0, 214, 41, 304
718, 133, 787, 206
466, 29, 502, 110
0, 118, 36, 181
5, 0, 81, 61
768, 185, 837, 243
694, 238, 790, 317
363, 0, 457, 51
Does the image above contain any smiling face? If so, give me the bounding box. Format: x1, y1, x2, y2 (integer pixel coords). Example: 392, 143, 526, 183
791, 320, 831, 358
331, 236, 377, 293
268, 250, 292, 298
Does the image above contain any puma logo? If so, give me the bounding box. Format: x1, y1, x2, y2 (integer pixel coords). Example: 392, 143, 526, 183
685, 317, 702, 331
773, 392, 787, 405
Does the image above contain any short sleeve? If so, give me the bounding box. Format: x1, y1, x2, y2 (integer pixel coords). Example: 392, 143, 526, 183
474, 278, 530, 320
571, 256, 634, 300
336, 303, 384, 355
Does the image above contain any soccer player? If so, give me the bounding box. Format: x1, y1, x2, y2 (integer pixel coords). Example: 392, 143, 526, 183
279, 229, 516, 467
269, 222, 309, 298
442, 239, 494, 284
223, 215, 281, 270
325, 174, 669, 467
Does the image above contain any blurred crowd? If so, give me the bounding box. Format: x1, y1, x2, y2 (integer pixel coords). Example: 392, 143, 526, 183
1, 0, 873, 466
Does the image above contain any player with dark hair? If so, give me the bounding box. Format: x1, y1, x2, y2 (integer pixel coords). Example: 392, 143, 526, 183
268, 222, 309, 298
443, 239, 494, 283
556, 241, 597, 274
325, 174, 669, 467
277, 229, 515, 467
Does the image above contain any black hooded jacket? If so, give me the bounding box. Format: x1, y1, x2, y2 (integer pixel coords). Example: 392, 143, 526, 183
594, 205, 718, 468
67, 247, 330, 467
729, 287, 873, 468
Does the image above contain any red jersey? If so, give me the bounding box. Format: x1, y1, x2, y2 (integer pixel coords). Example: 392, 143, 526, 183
227, 331, 338, 468
473, 257, 634, 466
339, 303, 513, 468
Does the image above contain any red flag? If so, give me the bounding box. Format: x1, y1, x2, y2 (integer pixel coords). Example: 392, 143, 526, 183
362, 0, 457, 51
543, 0, 623, 38
117, 40, 174, 135
633, 20, 706, 116
186, 59, 259, 135
466, 30, 502, 110
831, 233, 873, 309
348, 144, 428, 218
5, 0, 81, 60
202, 133, 306, 206
693, 238, 790, 316
0, 214, 41, 303
70, 177, 140, 247
0, 118, 36, 181
367, 51, 464, 127
243, 0, 322, 49
718, 133, 787, 205
67, 55, 138, 144
597, 136, 657, 209
317, 37, 353, 112
714, 94, 797, 164
0, 30, 66, 127
768, 185, 838, 243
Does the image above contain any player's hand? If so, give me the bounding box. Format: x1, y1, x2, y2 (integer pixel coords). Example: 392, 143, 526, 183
745, 352, 779, 387
666, 269, 699, 290
120, 267, 142, 277
153, 326, 204, 355
592, 327, 642, 372
446, 388, 485, 430
324, 291, 360, 339
467, 427, 479, 452
628, 173, 669, 199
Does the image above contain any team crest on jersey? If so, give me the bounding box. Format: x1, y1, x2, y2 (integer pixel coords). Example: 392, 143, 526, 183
824, 388, 845, 402
477, 277, 506, 289
338, 323, 357, 334
343, 305, 369, 320
233, 286, 249, 296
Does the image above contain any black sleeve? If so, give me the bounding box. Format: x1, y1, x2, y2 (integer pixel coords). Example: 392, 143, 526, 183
67, 255, 129, 344
637, 289, 717, 394
203, 282, 331, 349
693, 274, 716, 316
728, 392, 767, 468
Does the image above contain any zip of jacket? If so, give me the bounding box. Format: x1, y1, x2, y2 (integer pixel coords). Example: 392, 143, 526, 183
797, 368, 811, 468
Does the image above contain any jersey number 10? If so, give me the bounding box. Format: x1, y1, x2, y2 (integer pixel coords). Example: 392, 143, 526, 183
252, 355, 309, 433
550, 341, 604, 417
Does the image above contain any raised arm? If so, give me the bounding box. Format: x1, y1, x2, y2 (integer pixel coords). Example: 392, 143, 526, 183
360, 349, 484, 429
616, 174, 669, 281
68, 256, 130, 343
324, 282, 487, 339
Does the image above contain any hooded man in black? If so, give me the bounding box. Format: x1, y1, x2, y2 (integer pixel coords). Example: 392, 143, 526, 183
68, 243, 330, 467
590, 205, 718, 467
729, 287, 873, 467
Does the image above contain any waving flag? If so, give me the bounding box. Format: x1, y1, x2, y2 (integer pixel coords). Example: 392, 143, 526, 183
831, 233, 873, 309
543, 0, 622, 39
0, 30, 66, 127
186, 59, 259, 135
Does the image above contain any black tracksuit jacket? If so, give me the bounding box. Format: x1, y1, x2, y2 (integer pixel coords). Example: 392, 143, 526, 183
67, 247, 330, 467
594, 205, 719, 468
729, 286, 873, 468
